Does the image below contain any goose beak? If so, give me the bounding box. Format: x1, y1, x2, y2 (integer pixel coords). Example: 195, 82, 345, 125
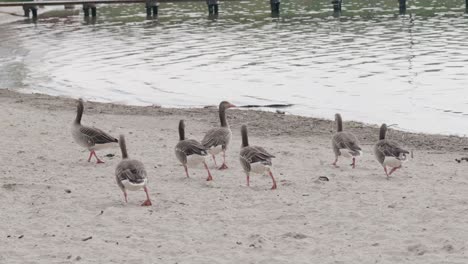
228, 103, 236, 108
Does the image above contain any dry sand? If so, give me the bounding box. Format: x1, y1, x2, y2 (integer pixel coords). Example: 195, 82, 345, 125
1, 88, 468, 263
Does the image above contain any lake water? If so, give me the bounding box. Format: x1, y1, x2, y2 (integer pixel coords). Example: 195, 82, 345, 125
1, 0, 468, 135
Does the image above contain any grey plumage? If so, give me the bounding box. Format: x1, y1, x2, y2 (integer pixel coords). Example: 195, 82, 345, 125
175, 120, 213, 181
374, 140, 409, 165
201, 101, 236, 169
331, 113, 362, 168
115, 159, 147, 190
201, 127, 232, 151
75, 126, 118, 147
115, 135, 152, 206
374, 124, 409, 177
240, 146, 275, 173
71, 99, 117, 163
175, 120, 208, 165
332, 132, 362, 157
239, 125, 277, 189
175, 139, 208, 164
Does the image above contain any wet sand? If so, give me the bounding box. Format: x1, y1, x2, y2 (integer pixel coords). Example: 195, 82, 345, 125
1, 88, 468, 263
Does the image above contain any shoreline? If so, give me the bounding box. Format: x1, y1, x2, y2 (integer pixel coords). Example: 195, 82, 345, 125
2, 88, 467, 153
0, 5, 73, 24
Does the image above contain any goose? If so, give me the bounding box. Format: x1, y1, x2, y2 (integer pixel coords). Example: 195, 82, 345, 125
115, 135, 152, 206
331, 113, 363, 168
374, 123, 409, 178
201, 101, 236, 170
239, 125, 277, 190
175, 120, 213, 181
71, 99, 118, 164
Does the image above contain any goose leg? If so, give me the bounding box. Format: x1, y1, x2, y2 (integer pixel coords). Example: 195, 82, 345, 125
91, 150, 104, 164
269, 170, 277, 190
87, 151, 93, 162
141, 186, 152, 206
123, 191, 128, 203
203, 161, 213, 181
218, 150, 228, 170
332, 157, 339, 167
350, 157, 356, 169
246, 172, 250, 187
384, 166, 390, 179
212, 155, 218, 166
184, 165, 190, 178
388, 166, 401, 175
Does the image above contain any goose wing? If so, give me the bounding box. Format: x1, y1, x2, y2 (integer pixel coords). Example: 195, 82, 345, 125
176, 139, 208, 156
80, 126, 118, 145
375, 140, 409, 159
116, 160, 147, 184
240, 146, 275, 165
333, 132, 361, 153
201, 127, 231, 148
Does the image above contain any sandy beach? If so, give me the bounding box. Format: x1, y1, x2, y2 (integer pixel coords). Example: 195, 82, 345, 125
1, 88, 468, 263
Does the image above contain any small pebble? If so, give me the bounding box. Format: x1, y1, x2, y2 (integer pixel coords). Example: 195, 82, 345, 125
82, 236, 92, 241
65, 189, 72, 194
318, 176, 329, 181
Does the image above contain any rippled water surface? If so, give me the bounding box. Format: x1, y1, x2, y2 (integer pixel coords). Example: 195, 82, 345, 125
1, 0, 468, 135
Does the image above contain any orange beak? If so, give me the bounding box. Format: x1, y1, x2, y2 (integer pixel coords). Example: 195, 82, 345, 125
228, 103, 236, 108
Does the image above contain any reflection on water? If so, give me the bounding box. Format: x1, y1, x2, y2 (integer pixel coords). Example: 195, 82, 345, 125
0, 0, 468, 135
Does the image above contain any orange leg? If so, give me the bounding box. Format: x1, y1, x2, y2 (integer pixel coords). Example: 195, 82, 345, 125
389, 166, 402, 175
203, 161, 213, 181
332, 157, 339, 167
123, 191, 128, 203
218, 151, 228, 170
89, 150, 104, 164
184, 165, 190, 178
269, 170, 277, 190
141, 186, 152, 206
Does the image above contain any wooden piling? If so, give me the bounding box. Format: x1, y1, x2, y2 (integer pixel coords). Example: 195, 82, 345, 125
22, 5, 30, 17
82, 4, 90, 16
206, 0, 218, 15
145, 0, 158, 16
31, 6, 38, 18
399, 0, 406, 14
331, 0, 341, 12
270, 0, 280, 14
83, 3, 97, 17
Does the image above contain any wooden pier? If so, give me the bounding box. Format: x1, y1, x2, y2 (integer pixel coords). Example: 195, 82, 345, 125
0, 0, 467, 19
0, 0, 236, 18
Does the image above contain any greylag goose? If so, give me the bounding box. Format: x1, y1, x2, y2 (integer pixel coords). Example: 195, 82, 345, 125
374, 123, 409, 178
331, 113, 362, 168
175, 120, 213, 181
71, 99, 118, 163
201, 101, 236, 170
115, 135, 152, 206
239, 125, 277, 190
